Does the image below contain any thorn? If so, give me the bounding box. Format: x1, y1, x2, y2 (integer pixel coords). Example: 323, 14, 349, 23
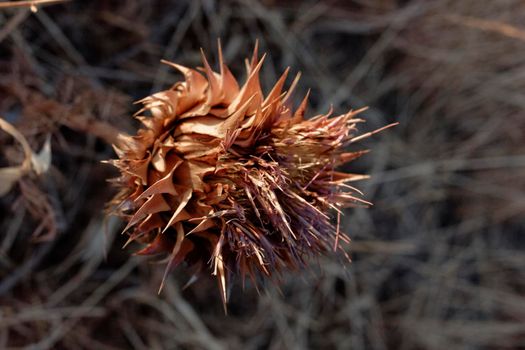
350, 122, 399, 143
334, 210, 341, 251
182, 274, 199, 290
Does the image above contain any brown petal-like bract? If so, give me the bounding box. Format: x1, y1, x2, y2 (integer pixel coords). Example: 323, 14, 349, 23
108, 45, 383, 305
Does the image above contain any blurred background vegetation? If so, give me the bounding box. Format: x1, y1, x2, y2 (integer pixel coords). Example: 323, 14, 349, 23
0, 0, 524, 349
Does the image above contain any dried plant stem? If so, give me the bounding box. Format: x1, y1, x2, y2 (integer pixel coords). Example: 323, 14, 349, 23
0, 0, 70, 11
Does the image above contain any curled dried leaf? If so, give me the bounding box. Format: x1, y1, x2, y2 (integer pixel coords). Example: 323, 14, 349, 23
0, 118, 52, 196
31, 134, 52, 175
0, 118, 33, 196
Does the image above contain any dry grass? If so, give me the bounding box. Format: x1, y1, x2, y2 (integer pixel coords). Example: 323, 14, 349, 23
0, 0, 524, 349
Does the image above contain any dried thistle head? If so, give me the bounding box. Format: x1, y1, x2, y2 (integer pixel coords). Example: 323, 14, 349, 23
108, 44, 392, 304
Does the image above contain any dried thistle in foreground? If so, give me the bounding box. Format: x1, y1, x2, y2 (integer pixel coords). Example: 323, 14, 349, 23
108, 45, 394, 304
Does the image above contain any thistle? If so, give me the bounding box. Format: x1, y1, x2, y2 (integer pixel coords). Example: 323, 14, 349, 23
108, 43, 393, 305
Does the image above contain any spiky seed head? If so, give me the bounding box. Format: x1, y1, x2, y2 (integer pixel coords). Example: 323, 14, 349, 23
108, 44, 383, 305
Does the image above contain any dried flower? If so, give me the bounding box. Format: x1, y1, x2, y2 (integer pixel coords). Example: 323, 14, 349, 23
108, 44, 393, 305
